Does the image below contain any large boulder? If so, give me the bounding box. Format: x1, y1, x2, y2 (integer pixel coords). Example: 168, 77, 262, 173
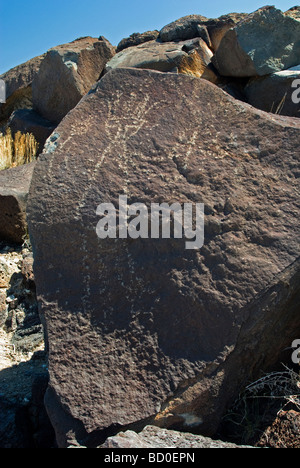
32, 36, 115, 124
116, 30, 159, 52
212, 6, 300, 77
105, 38, 217, 81
0, 55, 45, 123
159, 14, 209, 42
0, 161, 36, 244
244, 68, 300, 117
0, 55, 45, 100
27, 68, 300, 448
159, 13, 248, 51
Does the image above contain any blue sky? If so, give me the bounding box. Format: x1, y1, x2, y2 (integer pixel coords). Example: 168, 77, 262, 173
0, 0, 296, 74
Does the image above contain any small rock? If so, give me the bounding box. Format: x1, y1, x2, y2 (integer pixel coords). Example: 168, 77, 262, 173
0, 289, 7, 326
116, 30, 159, 52
0, 162, 36, 244
100, 425, 255, 448
6, 295, 18, 310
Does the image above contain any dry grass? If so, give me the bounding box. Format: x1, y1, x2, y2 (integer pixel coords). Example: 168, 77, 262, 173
271, 93, 287, 115
0, 128, 38, 171
221, 365, 300, 445
241, 366, 300, 412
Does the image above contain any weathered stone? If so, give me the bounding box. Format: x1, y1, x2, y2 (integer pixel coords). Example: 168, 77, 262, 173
0, 255, 20, 288
7, 109, 55, 153
257, 410, 300, 448
20, 251, 34, 286
116, 30, 159, 52
153, 258, 300, 433
100, 425, 254, 448
0, 161, 36, 244
244, 69, 300, 117
27, 68, 300, 447
106, 38, 216, 80
212, 6, 300, 77
32, 36, 115, 124
206, 13, 249, 51
0, 55, 45, 101
0, 289, 7, 326
159, 13, 248, 51
285, 6, 300, 20
0, 86, 32, 126
159, 14, 209, 43
0, 55, 45, 123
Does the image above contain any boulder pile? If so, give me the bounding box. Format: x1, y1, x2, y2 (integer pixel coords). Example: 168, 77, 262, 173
0, 5, 299, 449
0, 36, 115, 152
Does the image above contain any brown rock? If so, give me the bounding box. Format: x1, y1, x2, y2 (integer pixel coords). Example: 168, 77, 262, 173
0, 55, 45, 123
0, 55, 45, 101
159, 14, 209, 43
257, 410, 300, 448
106, 38, 217, 80
207, 13, 248, 51
0, 161, 36, 244
116, 31, 159, 52
32, 36, 115, 124
159, 13, 248, 51
20, 252, 34, 286
27, 68, 300, 447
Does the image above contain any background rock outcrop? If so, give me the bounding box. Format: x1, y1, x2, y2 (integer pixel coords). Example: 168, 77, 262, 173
0, 36, 115, 158
27, 67, 300, 447
212, 6, 300, 77
105, 37, 216, 80
158, 13, 248, 51
0, 54, 45, 124
116, 30, 160, 52
0, 4, 299, 450
32, 36, 115, 124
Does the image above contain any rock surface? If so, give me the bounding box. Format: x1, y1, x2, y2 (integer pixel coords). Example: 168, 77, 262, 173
159, 13, 248, 51
0, 241, 51, 448
244, 69, 300, 117
0, 162, 36, 244
105, 38, 214, 79
0, 55, 45, 124
27, 67, 300, 447
7, 109, 55, 153
100, 425, 253, 448
212, 6, 300, 77
116, 31, 159, 52
0, 55, 45, 100
32, 36, 115, 124
257, 410, 300, 448
285, 6, 300, 20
